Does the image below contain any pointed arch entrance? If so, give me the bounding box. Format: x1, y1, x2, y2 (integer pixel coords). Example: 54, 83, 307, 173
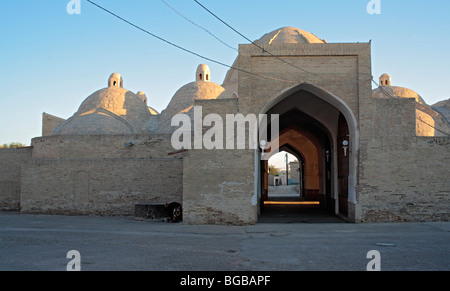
256, 83, 358, 222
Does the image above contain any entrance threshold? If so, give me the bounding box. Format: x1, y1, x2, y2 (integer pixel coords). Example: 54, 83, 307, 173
264, 201, 320, 206
260, 196, 345, 224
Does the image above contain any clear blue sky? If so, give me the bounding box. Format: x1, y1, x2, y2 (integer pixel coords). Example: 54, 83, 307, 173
1, 0, 449, 145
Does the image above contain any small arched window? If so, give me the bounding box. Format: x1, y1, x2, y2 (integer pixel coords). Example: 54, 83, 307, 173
113, 81, 117, 87
199, 74, 203, 81
206, 74, 209, 81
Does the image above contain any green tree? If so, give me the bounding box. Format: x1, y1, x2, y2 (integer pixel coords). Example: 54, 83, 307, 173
268, 164, 280, 176
0, 142, 27, 149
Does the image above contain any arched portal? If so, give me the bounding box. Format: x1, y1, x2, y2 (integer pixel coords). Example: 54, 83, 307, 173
256, 83, 358, 222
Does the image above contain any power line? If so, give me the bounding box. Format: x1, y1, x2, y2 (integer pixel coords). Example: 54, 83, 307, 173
86, 1, 370, 87
85, 0, 296, 84
371, 77, 450, 136
193, 0, 330, 80
86, 0, 448, 137
160, 0, 238, 52
193, 0, 373, 87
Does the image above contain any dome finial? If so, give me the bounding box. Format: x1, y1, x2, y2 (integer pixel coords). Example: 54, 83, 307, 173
379, 73, 391, 87
137, 91, 147, 105
108, 73, 123, 88
196, 64, 211, 82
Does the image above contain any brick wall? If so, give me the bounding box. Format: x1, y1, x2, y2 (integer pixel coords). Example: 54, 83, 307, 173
31, 134, 183, 159
182, 98, 257, 225
0, 148, 32, 210
20, 134, 185, 216
21, 158, 183, 216
359, 98, 450, 222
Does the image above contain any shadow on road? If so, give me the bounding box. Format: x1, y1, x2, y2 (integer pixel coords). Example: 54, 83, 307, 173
260, 185, 345, 224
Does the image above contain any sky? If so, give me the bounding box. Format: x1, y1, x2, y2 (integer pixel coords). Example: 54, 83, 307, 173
1, 0, 449, 146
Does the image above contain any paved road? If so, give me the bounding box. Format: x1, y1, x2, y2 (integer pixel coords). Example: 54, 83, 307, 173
0, 211, 448, 271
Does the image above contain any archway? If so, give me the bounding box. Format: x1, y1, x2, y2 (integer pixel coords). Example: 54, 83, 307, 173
266, 151, 303, 199
256, 83, 358, 222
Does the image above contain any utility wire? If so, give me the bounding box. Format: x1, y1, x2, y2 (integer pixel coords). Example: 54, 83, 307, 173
193, 0, 330, 80
86, 1, 369, 86
86, 0, 448, 136
371, 77, 450, 136
86, 0, 296, 84
160, 0, 238, 52
193, 0, 373, 87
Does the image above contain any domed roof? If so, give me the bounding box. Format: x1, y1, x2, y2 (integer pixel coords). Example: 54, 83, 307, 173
222, 27, 326, 91
156, 81, 225, 133
372, 73, 425, 103
432, 98, 450, 124
372, 86, 426, 104
52, 74, 152, 135
432, 98, 450, 110
53, 110, 136, 135
147, 106, 159, 116
255, 26, 327, 45
136, 91, 159, 116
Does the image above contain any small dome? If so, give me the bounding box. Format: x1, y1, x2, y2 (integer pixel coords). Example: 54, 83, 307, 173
54, 112, 136, 135
432, 99, 450, 124
108, 72, 123, 88
137, 91, 159, 116
158, 81, 225, 126
379, 73, 392, 86
156, 64, 225, 133
372, 77, 450, 137
137, 91, 147, 104
373, 86, 425, 104
196, 64, 211, 82
373, 74, 425, 103
52, 74, 152, 135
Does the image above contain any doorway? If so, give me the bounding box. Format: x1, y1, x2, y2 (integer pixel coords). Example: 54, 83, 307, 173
257, 84, 358, 223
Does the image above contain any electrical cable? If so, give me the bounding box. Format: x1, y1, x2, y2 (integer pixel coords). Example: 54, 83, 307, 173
160, 0, 238, 52
87, 0, 448, 136
193, 0, 332, 80
193, 0, 373, 86
86, 0, 296, 84
371, 78, 449, 136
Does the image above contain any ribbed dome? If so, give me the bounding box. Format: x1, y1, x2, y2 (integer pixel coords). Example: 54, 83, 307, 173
52, 85, 152, 135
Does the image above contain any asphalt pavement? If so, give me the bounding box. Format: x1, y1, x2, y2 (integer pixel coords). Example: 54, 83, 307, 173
0, 211, 448, 271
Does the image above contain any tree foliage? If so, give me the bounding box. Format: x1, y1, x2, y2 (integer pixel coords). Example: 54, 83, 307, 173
0, 142, 27, 149
268, 164, 280, 176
